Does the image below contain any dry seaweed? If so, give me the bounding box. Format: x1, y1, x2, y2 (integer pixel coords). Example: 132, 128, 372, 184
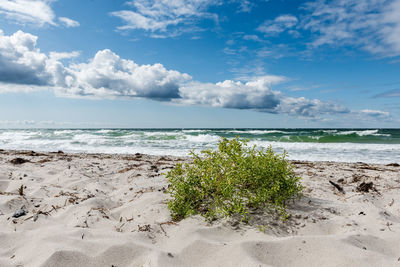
356, 181, 379, 194
138, 224, 151, 232
386, 163, 400, 167
10, 158, 30, 165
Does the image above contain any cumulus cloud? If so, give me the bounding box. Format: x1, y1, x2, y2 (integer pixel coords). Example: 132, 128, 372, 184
178, 76, 283, 110
0, 83, 46, 93
257, 14, 298, 35
0, 29, 369, 119
60, 49, 192, 99
177, 76, 349, 117
276, 97, 349, 117
0, 29, 78, 88
0, 29, 51, 85
0, 30, 190, 98
58, 17, 80, 28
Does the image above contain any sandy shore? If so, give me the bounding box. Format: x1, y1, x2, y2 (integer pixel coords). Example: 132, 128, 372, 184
0, 149, 399, 267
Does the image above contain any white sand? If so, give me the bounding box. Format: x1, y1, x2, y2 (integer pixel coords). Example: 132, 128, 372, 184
0, 149, 399, 266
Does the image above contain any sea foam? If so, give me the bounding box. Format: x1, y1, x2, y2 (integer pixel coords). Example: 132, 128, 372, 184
0, 128, 398, 164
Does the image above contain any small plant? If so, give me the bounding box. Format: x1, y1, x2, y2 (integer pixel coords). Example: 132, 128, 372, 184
258, 225, 267, 233
166, 137, 303, 222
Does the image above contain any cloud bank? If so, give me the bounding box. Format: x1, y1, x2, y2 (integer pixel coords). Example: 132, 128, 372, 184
0, 29, 388, 119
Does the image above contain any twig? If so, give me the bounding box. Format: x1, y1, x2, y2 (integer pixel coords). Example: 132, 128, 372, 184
159, 223, 168, 236
158, 221, 178, 237
344, 193, 362, 200
329, 180, 345, 194
24, 215, 34, 221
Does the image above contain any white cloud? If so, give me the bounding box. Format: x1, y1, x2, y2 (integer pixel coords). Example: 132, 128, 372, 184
111, 10, 178, 32
0, 0, 56, 26
0, 82, 46, 93
243, 34, 263, 42
111, 0, 219, 37
359, 109, 390, 117
58, 17, 80, 28
277, 97, 349, 117
111, 0, 273, 38
254, 0, 400, 57
60, 49, 192, 99
49, 51, 80, 61
0, 29, 374, 119
302, 0, 400, 57
178, 76, 283, 110
231, 0, 255, 13
382, 0, 400, 55
0, 30, 76, 89
177, 76, 349, 117
257, 14, 298, 35
229, 0, 269, 13
0, 0, 80, 28
0, 29, 191, 99
0, 29, 51, 85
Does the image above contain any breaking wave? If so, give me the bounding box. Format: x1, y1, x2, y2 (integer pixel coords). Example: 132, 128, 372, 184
0, 128, 399, 163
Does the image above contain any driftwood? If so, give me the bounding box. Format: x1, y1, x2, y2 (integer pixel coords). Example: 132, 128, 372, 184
329, 180, 345, 194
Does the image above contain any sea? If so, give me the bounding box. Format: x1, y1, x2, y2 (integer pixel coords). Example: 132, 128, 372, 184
0, 128, 399, 164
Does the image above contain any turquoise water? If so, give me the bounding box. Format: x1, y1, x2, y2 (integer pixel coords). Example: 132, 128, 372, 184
0, 128, 399, 163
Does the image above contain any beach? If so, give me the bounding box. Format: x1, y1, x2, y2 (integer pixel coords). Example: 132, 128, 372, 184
0, 149, 399, 266
2, 0, 399, 265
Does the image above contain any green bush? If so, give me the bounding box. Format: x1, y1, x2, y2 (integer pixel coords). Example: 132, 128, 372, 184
166, 137, 303, 222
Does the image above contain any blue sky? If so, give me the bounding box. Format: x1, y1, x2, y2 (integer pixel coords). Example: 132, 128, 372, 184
0, 0, 399, 128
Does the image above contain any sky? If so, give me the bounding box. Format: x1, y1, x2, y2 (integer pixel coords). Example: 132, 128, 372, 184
0, 0, 399, 128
